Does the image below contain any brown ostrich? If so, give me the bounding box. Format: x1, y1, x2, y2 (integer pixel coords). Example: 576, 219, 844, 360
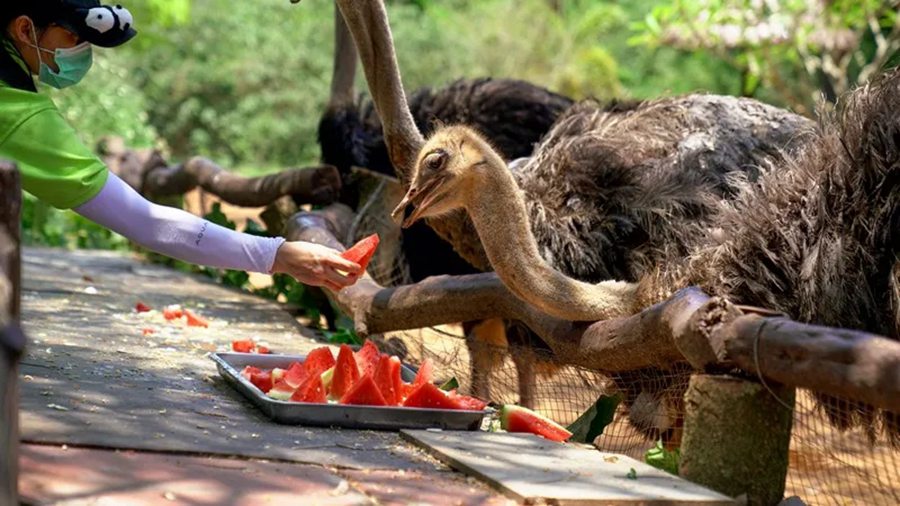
327, 0, 813, 418
393, 51, 900, 440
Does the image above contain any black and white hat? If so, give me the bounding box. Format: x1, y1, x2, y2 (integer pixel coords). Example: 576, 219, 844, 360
54, 0, 137, 48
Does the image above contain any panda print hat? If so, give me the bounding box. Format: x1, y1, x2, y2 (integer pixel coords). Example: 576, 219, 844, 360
51, 0, 137, 48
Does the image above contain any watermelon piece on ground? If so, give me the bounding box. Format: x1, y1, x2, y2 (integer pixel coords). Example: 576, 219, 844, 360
402, 382, 463, 410
184, 309, 209, 328
354, 340, 381, 377
373, 355, 403, 405
303, 347, 336, 378
500, 405, 572, 442
266, 379, 295, 401
256, 345, 271, 354
290, 373, 327, 403
341, 233, 380, 273
340, 374, 387, 406
330, 344, 360, 399
135, 302, 152, 313
163, 306, 183, 321
232, 340, 255, 353
448, 391, 488, 411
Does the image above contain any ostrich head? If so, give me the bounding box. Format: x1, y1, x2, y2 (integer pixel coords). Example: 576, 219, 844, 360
391, 126, 505, 228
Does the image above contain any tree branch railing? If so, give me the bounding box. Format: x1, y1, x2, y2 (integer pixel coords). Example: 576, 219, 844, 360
0, 160, 23, 505
286, 204, 900, 414
98, 138, 343, 208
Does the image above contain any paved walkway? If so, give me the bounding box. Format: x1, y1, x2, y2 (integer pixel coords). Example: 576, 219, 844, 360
17, 247, 510, 505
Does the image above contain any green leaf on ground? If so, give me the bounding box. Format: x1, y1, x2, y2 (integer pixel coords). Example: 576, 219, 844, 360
644, 439, 680, 475
566, 393, 622, 444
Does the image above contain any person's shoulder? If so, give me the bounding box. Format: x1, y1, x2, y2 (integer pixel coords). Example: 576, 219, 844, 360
0, 85, 56, 116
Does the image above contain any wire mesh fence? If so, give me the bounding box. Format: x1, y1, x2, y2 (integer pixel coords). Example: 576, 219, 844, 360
347, 169, 900, 506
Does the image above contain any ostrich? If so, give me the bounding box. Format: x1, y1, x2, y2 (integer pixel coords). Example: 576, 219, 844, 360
328, 0, 900, 440
315, 3, 579, 401
343, 0, 899, 438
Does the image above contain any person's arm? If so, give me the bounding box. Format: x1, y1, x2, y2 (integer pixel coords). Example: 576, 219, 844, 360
75, 173, 361, 290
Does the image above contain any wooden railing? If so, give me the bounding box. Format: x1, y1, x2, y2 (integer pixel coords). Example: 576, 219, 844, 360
0, 160, 23, 505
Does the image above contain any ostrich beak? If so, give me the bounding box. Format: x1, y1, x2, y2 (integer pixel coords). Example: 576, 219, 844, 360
391, 177, 445, 229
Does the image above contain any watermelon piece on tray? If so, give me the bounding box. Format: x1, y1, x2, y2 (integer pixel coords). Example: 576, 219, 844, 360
267, 379, 295, 401
341, 234, 380, 273
402, 382, 463, 410
413, 359, 434, 387
373, 354, 403, 405
354, 340, 381, 378
248, 369, 273, 393
283, 362, 307, 389
304, 347, 336, 378
448, 391, 488, 411
290, 373, 327, 404
500, 405, 572, 442
340, 374, 387, 406
330, 344, 360, 399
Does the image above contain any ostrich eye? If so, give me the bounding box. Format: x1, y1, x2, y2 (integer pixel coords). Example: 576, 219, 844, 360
424, 150, 448, 171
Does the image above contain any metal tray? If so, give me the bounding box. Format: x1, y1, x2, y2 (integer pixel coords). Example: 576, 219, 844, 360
211, 352, 487, 431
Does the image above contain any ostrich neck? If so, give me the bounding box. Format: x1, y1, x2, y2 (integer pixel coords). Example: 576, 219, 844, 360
329, 6, 358, 107
469, 161, 637, 321
335, 0, 425, 185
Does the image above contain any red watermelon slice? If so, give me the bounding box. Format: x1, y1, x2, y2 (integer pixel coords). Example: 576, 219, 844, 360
413, 359, 434, 387
373, 355, 403, 405
267, 379, 295, 401
249, 369, 273, 393
284, 362, 307, 389
290, 373, 327, 403
500, 405, 572, 442
355, 340, 381, 377
340, 374, 387, 406
240, 366, 261, 381
402, 382, 463, 410
232, 339, 256, 353
448, 391, 488, 411
341, 234, 380, 273
304, 347, 336, 376
330, 344, 360, 399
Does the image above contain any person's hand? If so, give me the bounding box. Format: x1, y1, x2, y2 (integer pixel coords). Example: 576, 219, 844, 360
272, 241, 362, 291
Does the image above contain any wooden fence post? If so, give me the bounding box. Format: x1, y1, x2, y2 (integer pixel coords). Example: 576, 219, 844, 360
0, 160, 23, 505
679, 374, 795, 505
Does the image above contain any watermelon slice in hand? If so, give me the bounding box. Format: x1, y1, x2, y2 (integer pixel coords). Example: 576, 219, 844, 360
341, 234, 380, 273
500, 405, 572, 442
330, 344, 360, 399
340, 374, 387, 406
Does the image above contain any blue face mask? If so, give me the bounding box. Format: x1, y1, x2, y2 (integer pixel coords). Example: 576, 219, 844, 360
28, 25, 93, 89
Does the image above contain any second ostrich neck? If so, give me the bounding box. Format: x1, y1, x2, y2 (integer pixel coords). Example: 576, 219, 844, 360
468, 158, 637, 321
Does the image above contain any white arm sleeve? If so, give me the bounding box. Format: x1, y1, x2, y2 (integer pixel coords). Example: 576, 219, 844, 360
74, 172, 286, 274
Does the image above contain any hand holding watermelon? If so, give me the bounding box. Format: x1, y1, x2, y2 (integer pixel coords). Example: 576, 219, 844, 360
271, 240, 368, 291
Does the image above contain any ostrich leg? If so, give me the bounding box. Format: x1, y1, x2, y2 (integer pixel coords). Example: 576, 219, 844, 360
463, 319, 506, 402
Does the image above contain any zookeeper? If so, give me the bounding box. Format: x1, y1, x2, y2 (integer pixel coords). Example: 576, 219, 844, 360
0, 0, 362, 291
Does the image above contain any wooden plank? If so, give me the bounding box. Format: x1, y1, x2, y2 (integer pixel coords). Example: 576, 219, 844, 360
401, 430, 737, 505
0, 160, 21, 506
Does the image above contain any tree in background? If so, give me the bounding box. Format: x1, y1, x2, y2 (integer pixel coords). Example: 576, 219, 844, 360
633, 0, 900, 113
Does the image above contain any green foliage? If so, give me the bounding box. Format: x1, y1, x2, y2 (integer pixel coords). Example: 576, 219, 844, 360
644, 440, 681, 475
322, 327, 363, 346
21, 193, 129, 250
567, 393, 621, 444
632, 0, 900, 111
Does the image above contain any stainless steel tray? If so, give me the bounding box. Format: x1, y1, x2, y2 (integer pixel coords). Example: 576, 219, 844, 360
211, 352, 487, 431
